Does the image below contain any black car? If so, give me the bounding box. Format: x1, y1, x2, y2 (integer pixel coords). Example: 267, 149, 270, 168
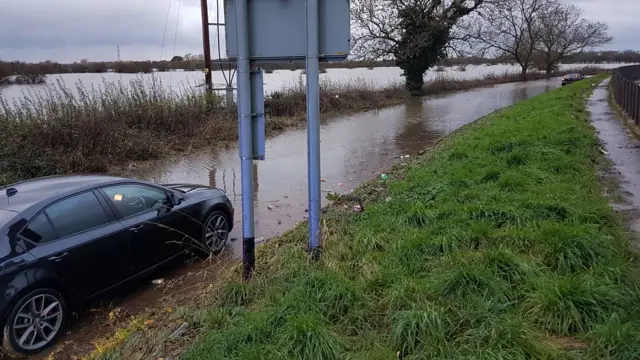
0, 175, 233, 356
561, 73, 586, 86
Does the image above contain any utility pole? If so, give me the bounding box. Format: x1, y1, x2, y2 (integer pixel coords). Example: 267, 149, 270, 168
200, 0, 213, 92
117, 45, 121, 62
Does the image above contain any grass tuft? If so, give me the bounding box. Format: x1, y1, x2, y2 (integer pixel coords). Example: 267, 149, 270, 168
391, 306, 449, 357
586, 313, 640, 360
280, 313, 345, 360
432, 254, 510, 302
522, 274, 624, 335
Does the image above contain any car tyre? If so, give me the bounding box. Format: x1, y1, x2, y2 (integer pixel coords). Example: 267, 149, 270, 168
2, 288, 67, 358
197, 209, 230, 257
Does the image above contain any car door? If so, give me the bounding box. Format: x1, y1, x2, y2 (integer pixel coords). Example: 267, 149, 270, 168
98, 183, 190, 274
19, 190, 133, 299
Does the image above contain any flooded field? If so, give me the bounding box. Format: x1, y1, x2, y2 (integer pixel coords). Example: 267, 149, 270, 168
0, 62, 631, 103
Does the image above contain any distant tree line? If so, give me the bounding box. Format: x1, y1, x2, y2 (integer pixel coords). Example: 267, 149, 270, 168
0, 49, 638, 86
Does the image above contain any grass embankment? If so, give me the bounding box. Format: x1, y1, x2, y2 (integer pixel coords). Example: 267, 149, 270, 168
89, 74, 640, 359
0, 66, 604, 186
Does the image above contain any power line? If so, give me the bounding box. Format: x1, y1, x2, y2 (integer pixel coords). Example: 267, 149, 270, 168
160, 0, 173, 60
170, 0, 182, 87
172, 0, 182, 59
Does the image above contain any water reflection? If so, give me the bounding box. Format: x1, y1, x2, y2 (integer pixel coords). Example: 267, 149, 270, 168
207, 163, 259, 203
512, 87, 529, 104
397, 99, 431, 152
138, 78, 561, 257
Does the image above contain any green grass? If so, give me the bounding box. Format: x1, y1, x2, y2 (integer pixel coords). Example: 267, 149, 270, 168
93, 74, 640, 360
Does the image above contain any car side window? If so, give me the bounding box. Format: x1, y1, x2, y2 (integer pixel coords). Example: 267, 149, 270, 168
45, 192, 111, 239
102, 184, 170, 218
19, 213, 57, 244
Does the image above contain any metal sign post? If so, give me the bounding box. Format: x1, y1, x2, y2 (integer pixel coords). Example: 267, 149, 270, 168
305, 0, 322, 258
233, 0, 255, 280
225, 0, 350, 278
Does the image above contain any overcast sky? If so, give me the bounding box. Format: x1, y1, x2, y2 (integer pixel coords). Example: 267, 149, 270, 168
0, 0, 637, 63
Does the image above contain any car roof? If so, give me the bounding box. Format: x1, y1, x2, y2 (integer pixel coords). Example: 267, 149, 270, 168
566, 73, 581, 76
0, 175, 129, 212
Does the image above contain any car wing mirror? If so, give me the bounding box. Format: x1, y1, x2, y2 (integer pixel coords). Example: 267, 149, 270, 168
169, 192, 185, 206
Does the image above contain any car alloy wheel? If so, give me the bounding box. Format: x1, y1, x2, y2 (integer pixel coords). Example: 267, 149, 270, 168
3, 289, 66, 356
204, 211, 230, 254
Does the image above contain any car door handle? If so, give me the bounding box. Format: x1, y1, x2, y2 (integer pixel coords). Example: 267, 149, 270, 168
48, 252, 68, 262
129, 224, 145, 232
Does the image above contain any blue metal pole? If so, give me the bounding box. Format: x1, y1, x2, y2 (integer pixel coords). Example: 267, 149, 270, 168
235, 0, 255, 279
306, 0, 321, 256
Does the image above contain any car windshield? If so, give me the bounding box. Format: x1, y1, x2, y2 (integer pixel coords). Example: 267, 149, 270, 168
0, 209, 18, 228
566, 74, 580, 79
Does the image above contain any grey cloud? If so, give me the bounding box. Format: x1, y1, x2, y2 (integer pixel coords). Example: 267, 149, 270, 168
566, 0, 639, 49
0, 0, 225, 61
0, 0, 636, 63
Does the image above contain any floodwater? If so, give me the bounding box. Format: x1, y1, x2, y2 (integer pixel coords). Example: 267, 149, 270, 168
0, 62, 632, 104
137, 78, 560, 256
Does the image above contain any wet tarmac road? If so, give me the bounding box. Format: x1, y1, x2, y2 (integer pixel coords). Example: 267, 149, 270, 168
140, 78, 560, 256
588, 78, 640, 244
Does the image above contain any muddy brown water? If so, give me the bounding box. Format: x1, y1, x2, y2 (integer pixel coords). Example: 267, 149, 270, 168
21, 78, 563, 360
138, 78, 559, 257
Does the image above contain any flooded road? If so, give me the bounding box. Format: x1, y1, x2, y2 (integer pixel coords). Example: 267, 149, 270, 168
140, 78, 559, 256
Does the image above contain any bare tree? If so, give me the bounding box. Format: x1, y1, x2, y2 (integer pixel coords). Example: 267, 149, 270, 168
463, 0, 549, 80
351, 0, 484, 95
536, 1, 612, 76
